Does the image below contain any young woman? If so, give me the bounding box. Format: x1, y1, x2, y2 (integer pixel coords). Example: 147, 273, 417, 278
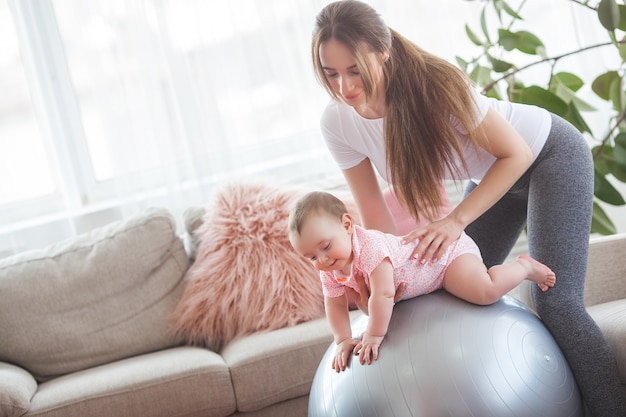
310, 1, 625, 415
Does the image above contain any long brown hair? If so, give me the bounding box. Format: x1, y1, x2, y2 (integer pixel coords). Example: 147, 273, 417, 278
312, 0, 486, 222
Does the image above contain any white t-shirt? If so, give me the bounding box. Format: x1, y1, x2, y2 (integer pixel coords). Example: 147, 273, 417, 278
320, 91, 551, 183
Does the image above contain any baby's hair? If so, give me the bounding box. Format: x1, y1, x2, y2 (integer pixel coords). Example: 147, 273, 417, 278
288, 191, 347, 235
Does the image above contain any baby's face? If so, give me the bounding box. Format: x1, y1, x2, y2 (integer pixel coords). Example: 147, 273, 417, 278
289, 212, 353, 274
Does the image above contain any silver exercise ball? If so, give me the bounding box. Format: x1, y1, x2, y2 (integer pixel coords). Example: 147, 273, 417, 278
309, 290, 583, 417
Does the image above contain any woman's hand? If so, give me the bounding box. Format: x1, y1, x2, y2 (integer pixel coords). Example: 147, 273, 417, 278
332, 338, 359, 372
403, 216, 464, 263
345, 273, 406, 315
354, 331, 385, 365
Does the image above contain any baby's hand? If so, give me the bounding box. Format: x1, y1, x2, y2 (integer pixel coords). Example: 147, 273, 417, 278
354, 332, 385, 365
332, 338, 358, 372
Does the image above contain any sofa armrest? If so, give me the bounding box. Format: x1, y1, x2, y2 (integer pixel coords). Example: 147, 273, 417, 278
584, 233, 626, 307
0, 361, 37, 417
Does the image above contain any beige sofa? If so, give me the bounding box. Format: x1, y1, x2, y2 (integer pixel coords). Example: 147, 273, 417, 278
0, 208, 337, 417
1, 205, 625, 417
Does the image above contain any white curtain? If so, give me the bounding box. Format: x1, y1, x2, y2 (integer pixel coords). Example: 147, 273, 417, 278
0, 0, 616, 258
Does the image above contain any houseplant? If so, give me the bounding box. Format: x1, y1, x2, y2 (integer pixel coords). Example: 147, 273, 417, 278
457, 0, 626, 234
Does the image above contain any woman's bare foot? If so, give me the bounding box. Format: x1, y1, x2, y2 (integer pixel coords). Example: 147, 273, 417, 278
516, 255, 556, 292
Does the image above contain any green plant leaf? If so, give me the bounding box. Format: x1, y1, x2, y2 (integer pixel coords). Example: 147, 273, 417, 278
480, 7, 491, 44
512, 85, 568, 116
618, 5, 626, 31
510, 79, 526, 90
460, 0, 626, 236
535, 45, 548, 60
465, 24, 483, 46
564, 102, 593, 134
499, 0, 523, 20
550, 72, 596, 111
608, 75, 624, 112
571, 93, 597, 112
552, 75, 597, 112
456, 56, 469, 72
498, 29, 544, 54
619, 41, 626, 62
498, 29, 517, 51
470, 65, 494, 88
488, 55, 513, 73
592, 71, 620, 100
598, 0, 620, 31
484, 88, 502, 100
492, 0, 503, 23
591, 201, 617, 235
593, 144, 613, 175
609, 161, 626, 182
614, 132, 626, 167
595, 142, 626, 181
554, 72, 584, 92
594, 168, 626, 205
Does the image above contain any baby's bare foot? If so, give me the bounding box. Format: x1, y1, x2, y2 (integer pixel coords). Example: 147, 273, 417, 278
516, 255, 556, 292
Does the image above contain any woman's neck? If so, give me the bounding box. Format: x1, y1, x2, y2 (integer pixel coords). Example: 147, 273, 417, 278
355, 90, 386, 119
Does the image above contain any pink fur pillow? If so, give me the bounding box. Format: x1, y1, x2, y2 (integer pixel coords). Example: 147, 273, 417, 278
171, 182, 326, 351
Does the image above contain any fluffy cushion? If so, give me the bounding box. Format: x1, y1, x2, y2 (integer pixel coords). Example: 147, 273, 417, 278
171, 182, 326, 351
0, 208, 189, 381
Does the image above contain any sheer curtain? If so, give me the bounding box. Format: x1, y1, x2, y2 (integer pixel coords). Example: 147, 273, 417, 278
0, 0, 619, 258
1, 0, 342, 257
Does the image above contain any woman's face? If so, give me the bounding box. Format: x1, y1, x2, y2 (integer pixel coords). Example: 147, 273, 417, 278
319, 38, 386, 110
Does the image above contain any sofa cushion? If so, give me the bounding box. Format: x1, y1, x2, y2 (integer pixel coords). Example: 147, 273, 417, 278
171, 182, 325, 352
0, 362, 37, 417
0, 208, 189, 381
27, 347, 235, 417
584, 233, 626, 306
221, 311, 360, 412
588, 299, 626, 384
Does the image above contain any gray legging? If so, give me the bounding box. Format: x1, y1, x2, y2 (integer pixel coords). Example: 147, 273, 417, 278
464, 113, 625, 417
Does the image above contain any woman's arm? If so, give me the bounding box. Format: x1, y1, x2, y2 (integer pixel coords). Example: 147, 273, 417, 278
450, 107, 533, 227
343, 159, 397, 234
410, 107, 533, 261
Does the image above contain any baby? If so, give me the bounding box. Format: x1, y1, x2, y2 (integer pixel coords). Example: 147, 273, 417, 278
288, 191, 555, 372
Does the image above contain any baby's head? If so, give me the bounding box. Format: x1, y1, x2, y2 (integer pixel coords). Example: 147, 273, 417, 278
288, 191, 354, 272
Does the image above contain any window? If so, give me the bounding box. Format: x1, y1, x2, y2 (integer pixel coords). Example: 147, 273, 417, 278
0, 0, 57, 212
2, 0, 618, 257
0, 0, 341, 256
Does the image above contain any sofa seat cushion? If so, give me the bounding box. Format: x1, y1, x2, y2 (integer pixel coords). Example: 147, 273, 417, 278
222, 312, 360, 413
26, 347, 235, 417
588, 299, 626, 384
0, 208, 189, 381
0, 362, 37, 417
